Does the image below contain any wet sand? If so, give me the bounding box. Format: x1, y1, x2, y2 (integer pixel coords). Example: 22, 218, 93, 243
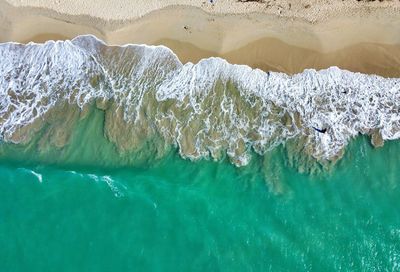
1, 0, 400, 76
157, 38, 400, 78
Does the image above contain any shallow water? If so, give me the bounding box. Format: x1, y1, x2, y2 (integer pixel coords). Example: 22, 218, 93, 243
1, 35, 399, 166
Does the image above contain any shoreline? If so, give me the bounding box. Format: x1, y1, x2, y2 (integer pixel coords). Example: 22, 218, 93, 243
1, 35, 399, 167
1, 1, 400, 76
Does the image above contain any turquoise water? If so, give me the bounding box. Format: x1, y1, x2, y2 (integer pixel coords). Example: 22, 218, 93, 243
1, 135, 400, 271
1, 36, 400, 271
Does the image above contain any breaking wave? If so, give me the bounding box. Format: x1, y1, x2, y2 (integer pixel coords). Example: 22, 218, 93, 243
0, 35, 399, 168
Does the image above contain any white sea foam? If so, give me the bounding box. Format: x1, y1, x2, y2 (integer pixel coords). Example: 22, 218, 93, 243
102, 175, 126, 198
1, 35, 399, 166
18, 168, 43, 182
31, 170, 43, 183
87, 174, 100, 182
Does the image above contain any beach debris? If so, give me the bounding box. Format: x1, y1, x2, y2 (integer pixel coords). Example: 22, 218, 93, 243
183, 25, 192, 33
237, 0, 265, 2
313, 127, 327, 134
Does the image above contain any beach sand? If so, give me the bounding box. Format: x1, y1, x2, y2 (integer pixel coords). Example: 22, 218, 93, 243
1, 0, 399, 77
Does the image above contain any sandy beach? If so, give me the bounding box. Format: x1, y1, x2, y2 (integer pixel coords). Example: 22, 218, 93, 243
1, 0, 400, 76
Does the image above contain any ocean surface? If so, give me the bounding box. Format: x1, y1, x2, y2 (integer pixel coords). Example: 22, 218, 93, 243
1, 35, 400, 271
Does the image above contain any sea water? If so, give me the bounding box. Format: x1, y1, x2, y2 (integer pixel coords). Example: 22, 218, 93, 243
1, 129, 400, 271
0, 36, 400, 271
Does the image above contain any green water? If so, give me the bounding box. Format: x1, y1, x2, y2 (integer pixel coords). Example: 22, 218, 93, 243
1, 109, 400, 271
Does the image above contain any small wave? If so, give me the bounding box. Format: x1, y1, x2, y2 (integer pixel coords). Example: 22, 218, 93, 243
18, 168, 43, 182
87, 174, 100, 182
86, 173, 126, 197
102, 175, 126, 198
31, 170, 43, 183
1, 35, 399, 169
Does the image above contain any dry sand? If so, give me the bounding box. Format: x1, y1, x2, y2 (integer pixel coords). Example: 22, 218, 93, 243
1, 0, 400, 76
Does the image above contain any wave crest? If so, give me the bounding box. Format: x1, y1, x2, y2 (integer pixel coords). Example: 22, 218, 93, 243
1, 35, 399, 167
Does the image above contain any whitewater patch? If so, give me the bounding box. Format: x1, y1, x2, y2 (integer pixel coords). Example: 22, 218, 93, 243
0, 35, 399, 169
